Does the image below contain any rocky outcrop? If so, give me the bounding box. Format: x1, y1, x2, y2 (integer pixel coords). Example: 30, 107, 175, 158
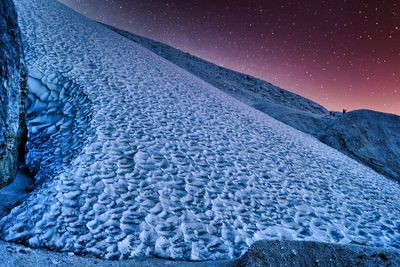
236, 240, 400, 267
0, 0, 27, 188
321, 110, 400, 182
0, 239, 398, 267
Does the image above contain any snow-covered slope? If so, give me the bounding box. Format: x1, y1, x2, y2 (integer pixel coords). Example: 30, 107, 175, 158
1, 0, 399, 261
108, 26, 400, 182
107, 25, 328, 117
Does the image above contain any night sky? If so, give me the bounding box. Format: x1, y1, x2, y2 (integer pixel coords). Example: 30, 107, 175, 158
60, 0, 400, 114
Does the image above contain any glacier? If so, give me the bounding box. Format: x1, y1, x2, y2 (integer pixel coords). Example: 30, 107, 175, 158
0, 0, 399, 261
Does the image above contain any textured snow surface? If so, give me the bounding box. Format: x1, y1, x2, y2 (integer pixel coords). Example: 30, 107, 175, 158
108, 26, 400, 182
108, 26, 328, 116
1, 0, 399, 261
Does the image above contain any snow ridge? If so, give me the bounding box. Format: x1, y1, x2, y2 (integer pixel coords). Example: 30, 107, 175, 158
1, 0, 399, 261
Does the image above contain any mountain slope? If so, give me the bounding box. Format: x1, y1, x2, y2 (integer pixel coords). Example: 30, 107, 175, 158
1, 0, 399, 261
0, 0, 26, 188
107, 26, 400, 182
321, 110, 400, 180
106, 25, 328, 117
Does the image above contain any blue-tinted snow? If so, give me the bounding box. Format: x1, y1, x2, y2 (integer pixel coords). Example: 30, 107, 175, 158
1, 0, 399, 261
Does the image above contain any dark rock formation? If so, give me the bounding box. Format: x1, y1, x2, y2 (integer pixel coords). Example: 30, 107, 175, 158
235, 240, 400, 267
321, 110, 400, 182
0, 239, 398, 267
0, 0, 27, 188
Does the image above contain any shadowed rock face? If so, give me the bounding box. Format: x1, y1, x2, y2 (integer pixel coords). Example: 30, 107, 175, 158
236, 240, 400, 267
320, 110, 400, 182
0, 0, 27, 188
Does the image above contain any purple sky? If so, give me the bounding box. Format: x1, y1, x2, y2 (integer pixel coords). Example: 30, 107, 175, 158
60, 0, 400, 114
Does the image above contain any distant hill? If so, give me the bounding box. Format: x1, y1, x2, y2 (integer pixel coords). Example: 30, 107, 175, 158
321, 110, 400, 180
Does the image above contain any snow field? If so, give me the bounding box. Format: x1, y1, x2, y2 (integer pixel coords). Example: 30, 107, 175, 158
1, 0, 399, 261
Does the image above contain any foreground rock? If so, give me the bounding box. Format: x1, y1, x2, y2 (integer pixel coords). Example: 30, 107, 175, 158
236, 240, 400, 267
0, 240, 231, 267
1, 239, 398, 267
0, 0, 26, 188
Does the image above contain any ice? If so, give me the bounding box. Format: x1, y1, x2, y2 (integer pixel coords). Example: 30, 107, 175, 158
0, 171, 33, 218
0, 0, 399, 262
28, 77, 49, 101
